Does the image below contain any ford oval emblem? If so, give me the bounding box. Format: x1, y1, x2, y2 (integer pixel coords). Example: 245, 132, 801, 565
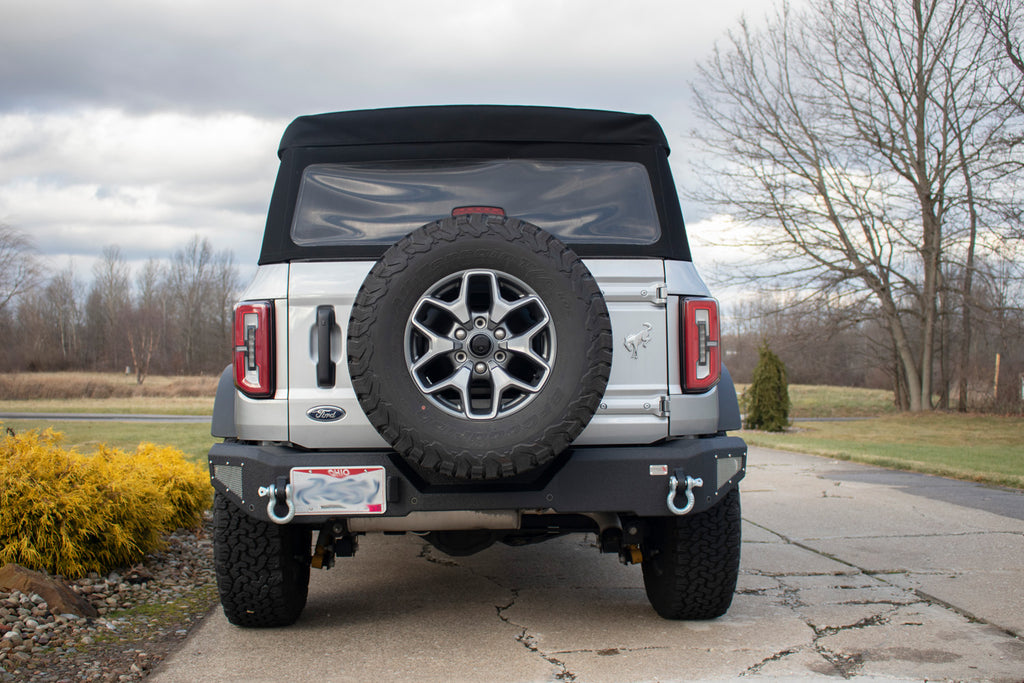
306, 406, 346, 422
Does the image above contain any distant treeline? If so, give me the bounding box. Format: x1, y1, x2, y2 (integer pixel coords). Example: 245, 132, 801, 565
0, 235, 237, 382
1, 226, 1021, 412
723, 279, 1024, 414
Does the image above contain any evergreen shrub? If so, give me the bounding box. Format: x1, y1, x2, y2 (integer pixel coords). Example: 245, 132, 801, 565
743, 341, 791, 432
0, 428, 211, 578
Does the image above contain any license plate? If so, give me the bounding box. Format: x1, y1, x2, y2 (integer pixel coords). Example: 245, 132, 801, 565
290, 466, 386, 515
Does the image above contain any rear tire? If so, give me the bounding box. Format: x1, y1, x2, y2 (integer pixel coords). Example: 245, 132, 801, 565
213, 493, 312, 627
348, 213, 612, 480
641, 488, 741, 620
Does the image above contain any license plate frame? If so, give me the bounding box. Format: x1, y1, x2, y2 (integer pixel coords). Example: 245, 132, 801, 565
290, 466, 387, 515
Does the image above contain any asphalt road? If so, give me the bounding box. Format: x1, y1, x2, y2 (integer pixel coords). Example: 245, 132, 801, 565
151, 446, 1024, 682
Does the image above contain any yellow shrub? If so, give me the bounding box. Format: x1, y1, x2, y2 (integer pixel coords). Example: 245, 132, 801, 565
132, 442, 212, 529
0, 428, 212, 578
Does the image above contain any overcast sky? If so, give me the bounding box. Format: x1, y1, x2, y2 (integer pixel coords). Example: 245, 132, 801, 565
1, 0, 769, 289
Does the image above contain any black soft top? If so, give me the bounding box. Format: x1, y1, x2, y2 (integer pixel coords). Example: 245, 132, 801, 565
279, 105, 670, 156
260, 106, 690, 263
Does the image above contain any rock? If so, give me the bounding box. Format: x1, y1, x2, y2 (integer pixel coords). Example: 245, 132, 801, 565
0, 565, 98, 619
2, 631, 22, 646
123, 565, 153, 589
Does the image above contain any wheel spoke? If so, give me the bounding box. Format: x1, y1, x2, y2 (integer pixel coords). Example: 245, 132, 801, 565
482, 271, 549, 327
409, 319, 455, 371
421, 295, 471, 326
420, 365, 473, 412
503, 316, 552, 371
490, 365, 543, 395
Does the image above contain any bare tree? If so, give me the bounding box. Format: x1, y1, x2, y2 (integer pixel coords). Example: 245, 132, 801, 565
165, 236, 238, 374
128, 259, 165, 384
978, 0, 1024, 84
46, 266, 82, 366
690, 0, 1022, 410
0, 225, 41, 315
89, 246, 132, 370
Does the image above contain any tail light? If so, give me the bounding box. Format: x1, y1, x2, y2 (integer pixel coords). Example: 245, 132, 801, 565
681, 298, 720, 392
234, 301, 275, 398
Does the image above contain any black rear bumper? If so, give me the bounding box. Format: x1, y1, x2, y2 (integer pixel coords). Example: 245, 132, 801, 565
209, 435, 746, 525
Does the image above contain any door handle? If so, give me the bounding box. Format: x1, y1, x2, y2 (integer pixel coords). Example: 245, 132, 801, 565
316, 306, 336, 388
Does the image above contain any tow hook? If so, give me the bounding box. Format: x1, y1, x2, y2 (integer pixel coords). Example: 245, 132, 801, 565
666, 475, 703, 516
258, 478, 296, 524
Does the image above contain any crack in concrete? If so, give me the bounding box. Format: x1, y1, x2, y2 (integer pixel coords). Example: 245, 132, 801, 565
414, 542, 579, 678
740, 647, 801, 676
548, 646, 670, 656
745, 568, 859, 578
746, 516, 1024, 643
740, 608, 894, 678
814, 646, 864, 679
494, 588, 577, 681
742, 514, 1024, 677
416, 543, 460, 567
808, 612, 891, 639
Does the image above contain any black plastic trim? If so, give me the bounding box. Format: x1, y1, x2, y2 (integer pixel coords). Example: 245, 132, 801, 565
717, 365, 742, 432
208, 435, 747, 524
211, 365, 237, 439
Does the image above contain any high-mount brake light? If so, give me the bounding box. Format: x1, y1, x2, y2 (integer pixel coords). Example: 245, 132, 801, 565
681, 298, 721, 392
234, 301, 275, 398
451, 206, 506, 217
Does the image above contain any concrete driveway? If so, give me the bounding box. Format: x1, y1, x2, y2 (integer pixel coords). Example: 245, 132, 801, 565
151, 447, 1024, 682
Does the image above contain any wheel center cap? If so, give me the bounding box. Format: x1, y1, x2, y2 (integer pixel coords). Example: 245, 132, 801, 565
469, 334, 492, 357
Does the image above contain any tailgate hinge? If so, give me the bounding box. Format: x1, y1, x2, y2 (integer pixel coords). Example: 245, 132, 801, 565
638, 283, 669, 305
655, 284, 669, 304
658, 395, 671, 418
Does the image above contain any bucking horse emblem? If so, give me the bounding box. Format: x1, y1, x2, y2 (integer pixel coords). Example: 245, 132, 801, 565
623, 322, 653, 360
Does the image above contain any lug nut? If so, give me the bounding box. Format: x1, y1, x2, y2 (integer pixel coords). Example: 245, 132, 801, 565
474, 317, 487, 328
454, 328, 467, 340
454, 351, 468, 363
494, 351, 506, 362
494, 328, 506, 340
474, 362, 487, 374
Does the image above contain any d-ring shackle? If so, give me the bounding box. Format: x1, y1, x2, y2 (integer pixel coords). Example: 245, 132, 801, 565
666, 475, 703, 516
258, 483, 296, 524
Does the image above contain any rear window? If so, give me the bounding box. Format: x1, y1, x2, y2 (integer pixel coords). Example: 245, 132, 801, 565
290, 159, 661, 246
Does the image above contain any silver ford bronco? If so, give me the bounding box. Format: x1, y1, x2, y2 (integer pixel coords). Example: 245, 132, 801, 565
208, 105, 747, 627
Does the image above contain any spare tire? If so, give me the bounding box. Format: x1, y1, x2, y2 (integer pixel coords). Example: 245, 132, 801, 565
348, 213, 612, 480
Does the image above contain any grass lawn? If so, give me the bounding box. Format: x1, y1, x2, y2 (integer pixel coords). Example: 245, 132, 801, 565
0, 397, 214, 415
743, 412, 1024, 489
736, 383, 897, 418
786, 384, 898, 417
0, 419, 215, 464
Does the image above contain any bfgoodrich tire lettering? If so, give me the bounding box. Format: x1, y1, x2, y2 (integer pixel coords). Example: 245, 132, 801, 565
348, 213, 612, 480
641, 488, 742, 620
213, 493, 312, 627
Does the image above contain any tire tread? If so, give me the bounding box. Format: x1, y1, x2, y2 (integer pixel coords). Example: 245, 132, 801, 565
641, 488, 742, 620
213, 494, 311, 628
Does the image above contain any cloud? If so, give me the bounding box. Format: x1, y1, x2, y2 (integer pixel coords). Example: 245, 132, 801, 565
0, 0, 769, 284
0, 110, 281, 269
1, 0, 759, 117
